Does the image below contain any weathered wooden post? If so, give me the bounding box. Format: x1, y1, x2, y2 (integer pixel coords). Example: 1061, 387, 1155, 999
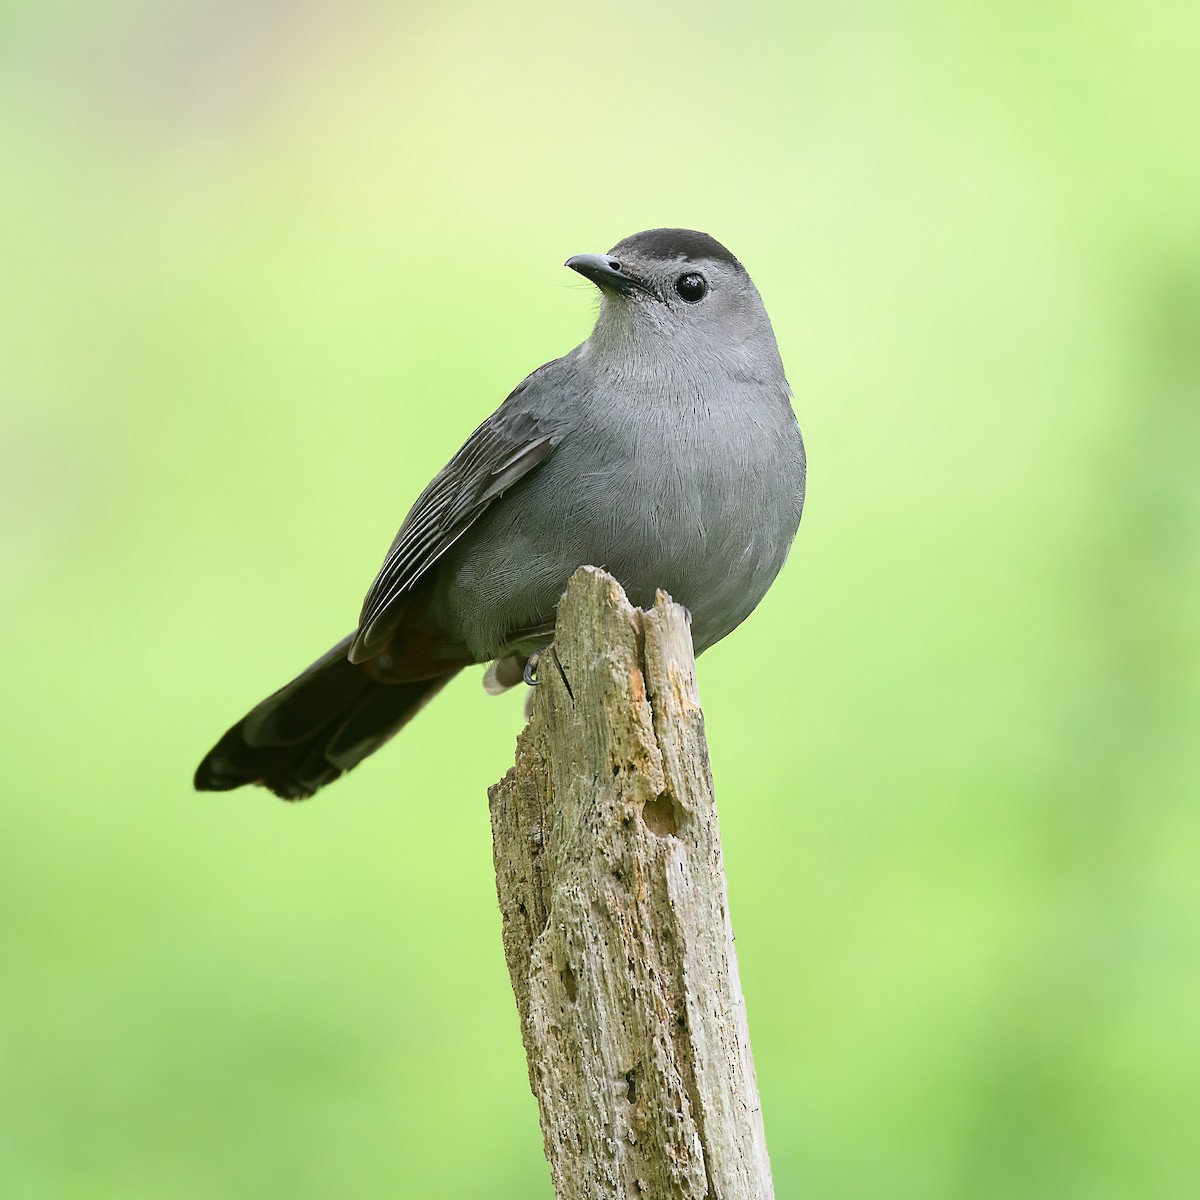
489, 566, 773, 1199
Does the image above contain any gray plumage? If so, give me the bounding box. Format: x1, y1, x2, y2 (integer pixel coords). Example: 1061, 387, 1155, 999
195, 228, 805, 799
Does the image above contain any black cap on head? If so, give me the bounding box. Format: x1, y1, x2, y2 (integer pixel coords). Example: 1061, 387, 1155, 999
608, 228, 742, 271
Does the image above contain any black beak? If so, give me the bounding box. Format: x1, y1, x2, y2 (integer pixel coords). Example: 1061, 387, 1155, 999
565, 253, 658, 299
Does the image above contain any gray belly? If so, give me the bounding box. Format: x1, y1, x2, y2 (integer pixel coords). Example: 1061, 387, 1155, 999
439, 408, 805, 660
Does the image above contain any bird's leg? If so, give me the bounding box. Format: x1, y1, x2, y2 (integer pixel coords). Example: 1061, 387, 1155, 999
521, 645, 572, 716
523, 650, 543, 686
524, 645, 571, 693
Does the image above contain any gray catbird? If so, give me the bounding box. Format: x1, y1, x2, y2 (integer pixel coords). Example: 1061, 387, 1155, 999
195, 228, 806, 799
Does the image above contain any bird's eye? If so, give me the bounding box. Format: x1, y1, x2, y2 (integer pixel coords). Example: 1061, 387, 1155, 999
674, 272, 708, 303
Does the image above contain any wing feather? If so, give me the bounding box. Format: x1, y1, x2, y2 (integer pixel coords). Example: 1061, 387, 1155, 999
348, 381, 560, 663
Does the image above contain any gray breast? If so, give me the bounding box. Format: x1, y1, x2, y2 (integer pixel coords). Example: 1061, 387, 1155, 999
441, 381, 804, 660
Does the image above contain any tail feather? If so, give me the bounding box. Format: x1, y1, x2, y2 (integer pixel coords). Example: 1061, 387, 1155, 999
195, 634, 456, 800
240, 637, 369, 747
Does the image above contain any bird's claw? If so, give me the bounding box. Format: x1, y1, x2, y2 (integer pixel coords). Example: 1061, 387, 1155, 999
523, 652, 542, 686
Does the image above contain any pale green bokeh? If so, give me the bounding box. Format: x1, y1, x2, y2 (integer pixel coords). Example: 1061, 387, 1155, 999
2, 3, 1197, 1197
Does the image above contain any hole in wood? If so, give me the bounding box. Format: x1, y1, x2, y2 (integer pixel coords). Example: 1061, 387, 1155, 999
561, 964, 578, 1002
641, 793, 679, 838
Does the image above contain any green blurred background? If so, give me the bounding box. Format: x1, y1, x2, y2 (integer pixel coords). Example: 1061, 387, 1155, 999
2, 2, 1197, 1196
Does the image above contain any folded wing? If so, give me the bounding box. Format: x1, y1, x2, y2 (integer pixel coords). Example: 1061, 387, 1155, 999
349, 375, 560, 663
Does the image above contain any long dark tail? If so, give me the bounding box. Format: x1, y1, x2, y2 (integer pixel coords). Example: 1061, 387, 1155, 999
194, 635, 455, 800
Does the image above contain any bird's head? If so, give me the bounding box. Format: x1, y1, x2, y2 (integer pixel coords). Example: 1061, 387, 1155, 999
566, 228, 783, 384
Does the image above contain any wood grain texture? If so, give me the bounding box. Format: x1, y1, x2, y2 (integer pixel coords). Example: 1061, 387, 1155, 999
489, 567, 773, 1200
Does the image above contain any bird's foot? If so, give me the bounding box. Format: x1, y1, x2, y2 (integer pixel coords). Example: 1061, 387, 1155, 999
523, 650, 543, 686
